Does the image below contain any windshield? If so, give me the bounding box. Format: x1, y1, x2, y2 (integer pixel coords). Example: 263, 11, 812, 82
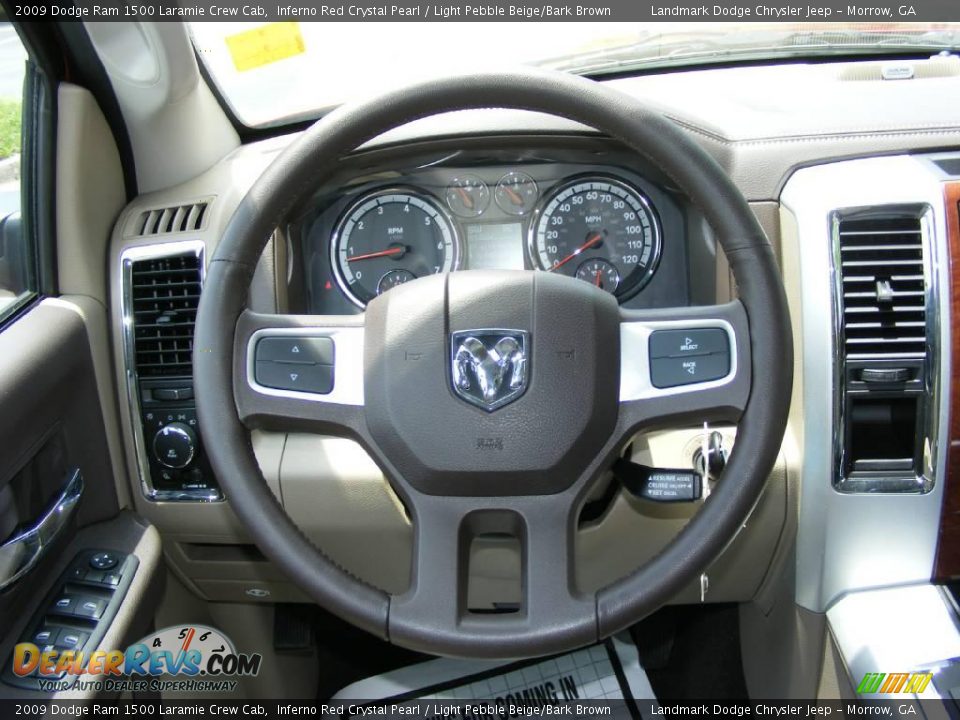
189, 22, 960, 128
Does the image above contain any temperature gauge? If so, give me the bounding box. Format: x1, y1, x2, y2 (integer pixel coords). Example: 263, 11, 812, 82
495, 171, 538, 216
445, 174, 489, 218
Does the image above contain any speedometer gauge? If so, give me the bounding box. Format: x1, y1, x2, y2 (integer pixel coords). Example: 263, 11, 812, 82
530, 177, 661, 301
331, 189, 459, 308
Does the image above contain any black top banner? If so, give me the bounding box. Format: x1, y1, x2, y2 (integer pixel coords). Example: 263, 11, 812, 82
7, 0, 960, 21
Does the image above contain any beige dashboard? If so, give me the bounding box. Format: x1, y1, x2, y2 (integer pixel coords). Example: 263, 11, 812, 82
97, 53, 960, 610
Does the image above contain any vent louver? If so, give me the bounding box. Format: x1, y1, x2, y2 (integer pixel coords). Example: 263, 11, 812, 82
130, 252, 202, 377
134, 202, 209, 237
838, 215, 927, 359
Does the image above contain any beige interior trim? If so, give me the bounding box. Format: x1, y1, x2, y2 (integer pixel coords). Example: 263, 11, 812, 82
56, 83, 125, 306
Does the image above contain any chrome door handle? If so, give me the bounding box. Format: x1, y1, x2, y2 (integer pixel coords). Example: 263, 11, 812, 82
0, 468, 83, 591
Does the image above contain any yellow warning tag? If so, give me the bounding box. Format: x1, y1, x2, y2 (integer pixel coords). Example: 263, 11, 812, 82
225, 22, 305, 73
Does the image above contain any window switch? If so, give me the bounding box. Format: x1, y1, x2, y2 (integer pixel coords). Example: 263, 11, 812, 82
31, 628, 59, 646
56, 632, 88, 650
50, 596, 76, 616
73, 597, 106, 620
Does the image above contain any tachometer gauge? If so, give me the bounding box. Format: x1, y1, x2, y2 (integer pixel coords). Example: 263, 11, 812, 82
495, 171, 538, 216
332, 189, 459, 308
530, 176, 661, 301
445, 174, 489, 218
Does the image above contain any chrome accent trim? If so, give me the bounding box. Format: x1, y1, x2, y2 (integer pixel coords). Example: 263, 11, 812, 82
527, 174, 663, 303
782, 155, 949, 613
830, 205, 940, 494
329, 187, 461, 310
246, 326, 365, 406
450, 329, 529, 411
827, 584, 960, 698
619, 319, 737, 402
120, 240, 221, 503
0, 469, 83, 591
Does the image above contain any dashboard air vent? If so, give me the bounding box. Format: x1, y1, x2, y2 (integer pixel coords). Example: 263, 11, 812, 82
134, 202, 209, 237
838, 215, 926, 359
130, 252, 202, 377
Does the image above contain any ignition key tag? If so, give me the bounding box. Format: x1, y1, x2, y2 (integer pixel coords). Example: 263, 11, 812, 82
612, 457, 703, 503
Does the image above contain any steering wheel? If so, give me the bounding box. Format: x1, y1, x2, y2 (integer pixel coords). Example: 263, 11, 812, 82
194, 68, 792, 659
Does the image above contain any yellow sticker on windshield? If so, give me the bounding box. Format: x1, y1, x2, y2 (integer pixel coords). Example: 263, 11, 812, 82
225, 22, 305, 73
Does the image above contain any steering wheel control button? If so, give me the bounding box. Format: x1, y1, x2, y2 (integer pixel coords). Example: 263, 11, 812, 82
152, 423, 197, 469
649, 328, 728, 358
256, 336, 334, 365
650, 352, 730, 388
89, 552, 119, 571
255, 360, 334, 394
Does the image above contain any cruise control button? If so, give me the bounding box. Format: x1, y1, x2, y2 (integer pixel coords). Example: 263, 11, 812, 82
649, 328, 729, 358
255, 361, 334, 394
256, 337, 334, 365
650, 353, 730, 388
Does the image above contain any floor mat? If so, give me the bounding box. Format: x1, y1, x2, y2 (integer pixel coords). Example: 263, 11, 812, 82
333, 634, 655, 714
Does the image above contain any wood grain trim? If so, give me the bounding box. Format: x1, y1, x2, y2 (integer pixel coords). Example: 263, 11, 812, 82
934, 181, 960, 581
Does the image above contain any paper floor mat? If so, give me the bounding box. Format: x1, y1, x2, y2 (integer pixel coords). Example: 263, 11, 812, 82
333, 634, 655, 708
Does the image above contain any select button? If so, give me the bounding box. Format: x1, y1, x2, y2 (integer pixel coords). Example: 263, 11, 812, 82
649, 328, 729, 358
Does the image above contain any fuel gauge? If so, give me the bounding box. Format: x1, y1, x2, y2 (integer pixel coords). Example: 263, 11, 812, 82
445, 174, 489, 218
495, 171, 538, 216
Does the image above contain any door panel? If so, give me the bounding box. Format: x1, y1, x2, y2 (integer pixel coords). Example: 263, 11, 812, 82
0, 300, 119, 613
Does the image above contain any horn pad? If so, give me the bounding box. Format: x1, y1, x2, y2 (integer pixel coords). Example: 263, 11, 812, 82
363, 270, 620, 496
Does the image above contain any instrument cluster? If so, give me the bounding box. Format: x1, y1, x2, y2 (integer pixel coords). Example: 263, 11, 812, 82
291, 144, 698, 315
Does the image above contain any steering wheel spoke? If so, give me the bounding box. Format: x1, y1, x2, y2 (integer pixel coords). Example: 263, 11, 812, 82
194, 69, 792, 657
389, 493, 597, 658
618, 301, 751, 431
232, 310, 365, 436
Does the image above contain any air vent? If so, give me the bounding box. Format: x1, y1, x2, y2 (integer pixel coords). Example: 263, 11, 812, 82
130, 252, 202, 377
838, 215, 927, 359
134, 202, 209, 237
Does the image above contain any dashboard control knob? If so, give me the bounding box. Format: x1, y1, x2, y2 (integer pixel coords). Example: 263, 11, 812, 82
152, 422, 197, 469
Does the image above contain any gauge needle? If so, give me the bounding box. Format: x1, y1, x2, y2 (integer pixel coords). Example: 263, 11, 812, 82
504, 186, 524, 206
549, 233, 602, 272
347, 247, 405, 262
455, 187, 474, 209
594, 269, 603, 287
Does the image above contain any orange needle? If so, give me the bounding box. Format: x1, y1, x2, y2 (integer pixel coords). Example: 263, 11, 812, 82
549, 233, 602, 272
504, 186, 524, 206
455, 187, 474, 209
594, 269, 603, 287
347, 247, 404, 262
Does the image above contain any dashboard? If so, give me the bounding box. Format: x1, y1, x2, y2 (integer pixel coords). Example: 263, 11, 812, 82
285, 140, 714, 315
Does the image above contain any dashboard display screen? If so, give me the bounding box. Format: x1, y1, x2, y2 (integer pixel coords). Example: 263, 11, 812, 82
465, 223, 526, 270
